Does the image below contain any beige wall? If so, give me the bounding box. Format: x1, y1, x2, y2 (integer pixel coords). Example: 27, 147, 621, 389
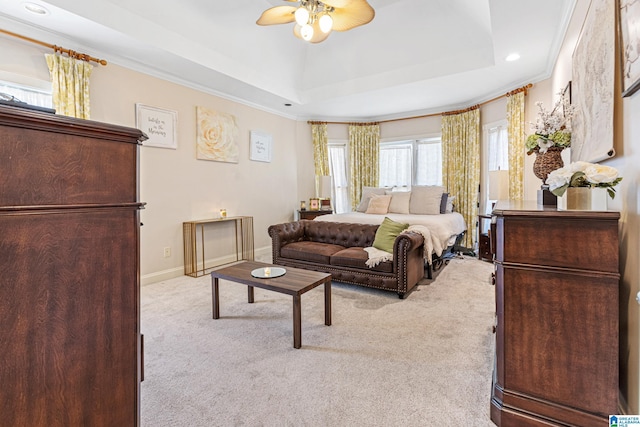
0, 35, 304, 284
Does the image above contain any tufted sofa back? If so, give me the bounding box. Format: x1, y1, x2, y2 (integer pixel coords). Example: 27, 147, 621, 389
303, 220, 377, 248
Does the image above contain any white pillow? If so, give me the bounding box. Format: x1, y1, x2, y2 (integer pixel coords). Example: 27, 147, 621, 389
356, 187, 387, 212
409, 185, 445, 215
386, 191, 411, 214
365, 195, 392, 214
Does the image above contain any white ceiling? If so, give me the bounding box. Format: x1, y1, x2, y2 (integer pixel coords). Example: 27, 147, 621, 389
0, 0, 576, 121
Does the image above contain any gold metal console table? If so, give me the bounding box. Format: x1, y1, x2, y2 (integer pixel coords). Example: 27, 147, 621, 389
183, 216, 254, 277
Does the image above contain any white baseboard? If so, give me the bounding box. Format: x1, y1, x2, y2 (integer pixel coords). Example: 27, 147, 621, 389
141, 267, 184, 286
141, 245, 272, 286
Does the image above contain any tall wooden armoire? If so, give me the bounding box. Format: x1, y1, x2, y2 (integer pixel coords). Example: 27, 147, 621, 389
0, 104, 146, 426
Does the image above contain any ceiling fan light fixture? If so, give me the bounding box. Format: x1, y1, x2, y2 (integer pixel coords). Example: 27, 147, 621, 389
294, 7, 310, 26
319, 13, 333, 33
300, 23, 314, 41
257, 0, 375, 43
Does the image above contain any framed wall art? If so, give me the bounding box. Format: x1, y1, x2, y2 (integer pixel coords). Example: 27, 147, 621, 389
136, 104, 177, 149
196, 106, 239, 163
250, 130, 272, 162
620, 0, 640, 97
571, 0, 615, 163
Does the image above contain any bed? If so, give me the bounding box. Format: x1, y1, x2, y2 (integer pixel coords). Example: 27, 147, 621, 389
313, 185, 467, 276
315, 212, 466, 259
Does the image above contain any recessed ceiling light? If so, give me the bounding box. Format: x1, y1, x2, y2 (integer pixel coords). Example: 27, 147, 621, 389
505, 53, 520, 62
23, 2, 50, 15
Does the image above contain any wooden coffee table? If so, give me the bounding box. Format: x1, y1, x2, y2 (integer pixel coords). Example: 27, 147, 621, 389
210, 261, 332, 349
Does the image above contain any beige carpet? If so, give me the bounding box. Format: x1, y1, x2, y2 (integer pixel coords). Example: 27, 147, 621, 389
140, 256, 496, 426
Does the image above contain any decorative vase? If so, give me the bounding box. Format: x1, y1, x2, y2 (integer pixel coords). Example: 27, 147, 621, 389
533, 146, 564, 184
557, 187, 608, 211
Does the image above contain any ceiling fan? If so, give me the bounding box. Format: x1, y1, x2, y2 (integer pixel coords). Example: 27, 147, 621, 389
257, 0, 375, 43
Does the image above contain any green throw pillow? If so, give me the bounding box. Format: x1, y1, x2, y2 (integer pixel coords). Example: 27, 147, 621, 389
372, 217, 409, 253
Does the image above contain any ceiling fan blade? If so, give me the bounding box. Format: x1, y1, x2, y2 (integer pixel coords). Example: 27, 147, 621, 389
256, 6, 297, 26
320, 0, 353, 7
319, 0, 373, 9
330, 0, 375, 32
293, 22, 331, 44
318, 0, 375, 32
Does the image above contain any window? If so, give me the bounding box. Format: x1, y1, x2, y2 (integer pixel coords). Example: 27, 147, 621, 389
379, 142, 412, 188
327, 137, 442, 213
482, 121, 509, 215
415, 138, 442, 186
0, 81, 53, 109
487, 125, 508, 172
328, 143, 349, 213
379, 138, 442, 189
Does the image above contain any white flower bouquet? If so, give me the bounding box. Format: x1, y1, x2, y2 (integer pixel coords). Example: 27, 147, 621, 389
546, 161, 622, 198
526, 99, 573, 155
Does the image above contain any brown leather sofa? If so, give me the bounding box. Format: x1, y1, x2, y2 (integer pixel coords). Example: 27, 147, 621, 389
268, 220, 425, 298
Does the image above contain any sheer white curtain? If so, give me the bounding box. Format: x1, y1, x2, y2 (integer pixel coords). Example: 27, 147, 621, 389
415, 139, 442, 186
379, 143, 412, 188
328, 144, 349, 213
483, 123, 509, 216
487, 126, 509, 171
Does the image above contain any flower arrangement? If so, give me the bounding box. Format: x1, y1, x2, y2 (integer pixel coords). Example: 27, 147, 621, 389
546, 161, 622, 198
526, 99, 573, 155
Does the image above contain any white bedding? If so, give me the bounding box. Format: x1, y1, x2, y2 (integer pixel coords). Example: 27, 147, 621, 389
314, 212, 467, 258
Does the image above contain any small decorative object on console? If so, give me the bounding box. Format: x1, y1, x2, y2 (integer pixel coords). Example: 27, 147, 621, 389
320, 198, 331, 210
309, 198, 320, 210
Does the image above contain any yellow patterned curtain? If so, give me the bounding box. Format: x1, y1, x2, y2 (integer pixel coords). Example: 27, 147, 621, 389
311, 123, 329, 176
349, 124, 380, 210
442, 108, 480, 248
45, 53, 93, 119
507, 91, 525, 200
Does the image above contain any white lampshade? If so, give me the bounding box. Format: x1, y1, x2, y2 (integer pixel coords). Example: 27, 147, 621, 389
300, 24, 314, 41
294, 7, 310, 26
489, 170, 509, 200
319, 14, 333, 33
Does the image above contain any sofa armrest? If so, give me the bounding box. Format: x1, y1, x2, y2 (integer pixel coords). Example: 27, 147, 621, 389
393, 231, 425, 296
393, 231, 424, 255
268, 221, 306, 262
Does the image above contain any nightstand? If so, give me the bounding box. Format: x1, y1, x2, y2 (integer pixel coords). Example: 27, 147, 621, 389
298, 209, 333, 220
478, 214, 492, 262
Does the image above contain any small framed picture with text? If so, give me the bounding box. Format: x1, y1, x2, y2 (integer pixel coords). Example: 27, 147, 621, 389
135, 104, 177, 149
250, 130, 272, 162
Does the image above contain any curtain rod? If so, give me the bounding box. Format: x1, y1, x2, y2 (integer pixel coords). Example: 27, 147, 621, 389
307, 83, 533, 125
0, 28, 107, 66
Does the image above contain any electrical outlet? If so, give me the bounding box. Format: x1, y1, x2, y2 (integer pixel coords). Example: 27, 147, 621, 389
163, 247, 171, 258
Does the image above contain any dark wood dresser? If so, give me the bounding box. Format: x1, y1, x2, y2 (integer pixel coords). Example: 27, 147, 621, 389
0, 105, 146, 426
490, 201, 620, 426
298, 209, 333, 220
